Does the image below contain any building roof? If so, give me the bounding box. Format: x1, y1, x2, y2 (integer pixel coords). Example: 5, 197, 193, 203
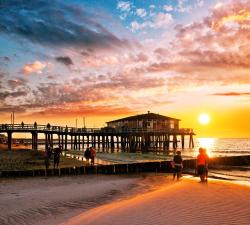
107, 112, 180, 123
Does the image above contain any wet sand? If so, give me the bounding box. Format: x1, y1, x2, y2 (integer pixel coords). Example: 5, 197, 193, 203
62, 177, 250, 225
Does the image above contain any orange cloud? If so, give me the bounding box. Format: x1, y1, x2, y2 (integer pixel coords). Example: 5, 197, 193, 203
21, 61, 46, 74
212, 9, 250, 30
28, 105, 136, 118
211, 92, 250, 96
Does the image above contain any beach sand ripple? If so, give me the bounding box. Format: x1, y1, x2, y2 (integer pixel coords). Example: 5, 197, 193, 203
0, 175, 144, 225
62, 178, 250, 225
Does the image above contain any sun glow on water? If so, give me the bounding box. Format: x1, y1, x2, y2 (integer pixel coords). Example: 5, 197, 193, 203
196, 138, 216, 157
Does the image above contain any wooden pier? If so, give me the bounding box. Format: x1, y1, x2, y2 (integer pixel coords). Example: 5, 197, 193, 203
0, 124, 195, 152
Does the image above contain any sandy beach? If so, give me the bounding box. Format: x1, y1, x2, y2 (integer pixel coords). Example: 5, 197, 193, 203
62, 177, 250, 225
0, 174, 161, 225
0, 174, 249, 225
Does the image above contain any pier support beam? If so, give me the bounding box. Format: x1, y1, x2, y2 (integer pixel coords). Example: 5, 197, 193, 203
7, 131, 12, 151
65, 134, 68, 150
189, 134, 194, 148
181, 135, 185, 149
32, 132, 38, 150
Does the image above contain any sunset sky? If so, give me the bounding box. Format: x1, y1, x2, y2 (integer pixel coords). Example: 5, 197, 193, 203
0, 0, 250, 138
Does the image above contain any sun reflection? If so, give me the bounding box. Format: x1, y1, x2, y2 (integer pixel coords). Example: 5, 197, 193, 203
196, 138, 216, 157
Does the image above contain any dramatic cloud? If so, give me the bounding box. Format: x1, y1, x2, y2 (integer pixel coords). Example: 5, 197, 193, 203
21, 61, 46, 75
31, 105, 136, 117
0, 0, 131, 50
211, 3, 250, 30
0, 105, 26, 113
0, 91, 28, 100
8, 78, 27, 89
144, 0, 250, 88
55, 56, 73, 66
0, 66, 166, 114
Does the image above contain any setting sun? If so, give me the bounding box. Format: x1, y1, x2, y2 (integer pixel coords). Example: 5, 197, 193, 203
198, 113, 210, 125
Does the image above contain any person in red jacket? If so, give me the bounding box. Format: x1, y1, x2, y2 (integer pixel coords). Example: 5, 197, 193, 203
196, 147, 209, 182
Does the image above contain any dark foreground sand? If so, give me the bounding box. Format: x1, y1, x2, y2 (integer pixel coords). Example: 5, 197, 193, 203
0, 174, 166, 225
0, 174, 249, 225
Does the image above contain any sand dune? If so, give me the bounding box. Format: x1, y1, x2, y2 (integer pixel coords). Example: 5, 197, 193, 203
62, 177, 250, 225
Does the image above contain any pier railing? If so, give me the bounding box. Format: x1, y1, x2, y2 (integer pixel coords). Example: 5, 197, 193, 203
0, 124, 194, 134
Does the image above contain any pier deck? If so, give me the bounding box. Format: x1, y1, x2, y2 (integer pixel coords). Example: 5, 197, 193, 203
0, 124, 195, 151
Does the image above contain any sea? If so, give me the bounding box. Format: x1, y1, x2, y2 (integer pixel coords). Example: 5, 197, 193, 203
187, 137, 250, 158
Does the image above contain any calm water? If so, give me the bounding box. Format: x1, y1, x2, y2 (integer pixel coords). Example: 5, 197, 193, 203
183, 137, 250, 158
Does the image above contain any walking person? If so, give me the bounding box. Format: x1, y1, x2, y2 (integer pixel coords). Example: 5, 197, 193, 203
196, 148, 209, 182
172, 150, 183, 181
90, 147, 96, 165
84, 147, 91, 165
47, 146, 52, 159
53, 146, 61, 168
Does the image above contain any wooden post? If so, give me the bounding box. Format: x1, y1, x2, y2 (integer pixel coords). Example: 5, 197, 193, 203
102, 135, 105, 152
61, 134, 64, 149
93, 135, 95, 147
82, 135, 85, 150
65, 134, 68, 150
173, 134, 177, 150
106, 135, 109, 152
45, 133, 48, 150
7, 132, 12, 150
181, 135, 185, 149
111, 135, 115, 152
163, 135, 166, 152
166, 134, 170, 151
48, 134, 51, 148
74, 135, 77, 150
71, 135, 73, 150
50, 134, 53, 149
87, 135, 89, 148
189, 134, 194, 148
78, 135, 81, 150
32, 132, 38, 150
97, 135, 100, 151
121, 135, 125, 152
58, 134, 61, 147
